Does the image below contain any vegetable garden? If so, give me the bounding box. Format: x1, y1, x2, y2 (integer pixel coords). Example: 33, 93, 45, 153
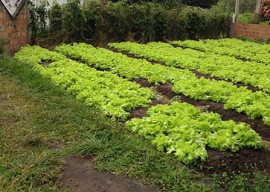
14, 38, 270, 169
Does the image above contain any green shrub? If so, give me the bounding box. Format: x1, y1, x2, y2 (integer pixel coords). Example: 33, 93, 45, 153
152, 0, 183, 8
182, 6, 207, 39
49, 2, 62, 32
83, 1, 101, 41
62, 0, 86, 42
181, 0, 218, 9
128, 3, 155, 42
237, 13, 253, 24
127, 3, 169, 42
151, 4, 167, 41
94, 2, 130, 42
165, 8, 188, 40
31, 1, 230, 43
28, 1, 49, 43
204, 5, 230, 38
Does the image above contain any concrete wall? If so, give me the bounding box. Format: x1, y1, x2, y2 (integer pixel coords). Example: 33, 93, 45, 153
0, 2, 29, 53
234, 23, 270, 40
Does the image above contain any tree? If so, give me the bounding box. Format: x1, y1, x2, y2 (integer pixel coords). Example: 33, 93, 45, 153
100, 0, 107, 5
253, 0, 262, 23
181, 0, 218, 9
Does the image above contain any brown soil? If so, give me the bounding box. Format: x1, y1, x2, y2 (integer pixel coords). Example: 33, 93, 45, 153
36, 32, 69, 51
156, 83, 270, 142
60, 156, 159, 192
190, 70, 261, 93
107, 47, 163, 66
130, 99, 165, 119
132, 78, 152, 87
40, 59, 53, 67
129, 78, 168, 119
198, 148, 270, 176
129, 79, 270, 176
130, 78, 270, 142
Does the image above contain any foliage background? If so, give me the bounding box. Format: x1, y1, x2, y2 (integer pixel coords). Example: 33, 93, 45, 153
29, 0, 231, 44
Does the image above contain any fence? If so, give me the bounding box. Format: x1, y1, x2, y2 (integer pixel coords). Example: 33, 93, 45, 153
234, 23, 270, 40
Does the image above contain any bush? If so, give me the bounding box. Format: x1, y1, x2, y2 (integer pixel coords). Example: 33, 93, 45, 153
182, 7, 207, 39
49, 3, 62, 32
62, 0, 87, 42
152, 0, 183, 8
83, 1, 101, 41
151, 4, 167, 41
165, 8, 188, 40
181, 0, 219, 8
128, 3, 168, 42
127, 3, 153, 42
94, 2, 130, 42
237, 13, 253, 24
204, 5, 230, 38
28, 1, 49, 43
30, 1, 230, 44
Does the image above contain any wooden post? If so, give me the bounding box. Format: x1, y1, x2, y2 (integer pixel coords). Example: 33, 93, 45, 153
253, 0, 262, 23
233, 0, 239, 23
230, 0, 239, 38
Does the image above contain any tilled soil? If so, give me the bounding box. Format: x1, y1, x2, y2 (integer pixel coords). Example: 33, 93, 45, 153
131, 79, 270, 176
129, 99, 165, 119
133, 79, 270, 142
198, 148, 270, 175
156, 83, 270, 142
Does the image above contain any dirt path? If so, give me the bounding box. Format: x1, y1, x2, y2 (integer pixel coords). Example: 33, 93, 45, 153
61, 157, 159, 192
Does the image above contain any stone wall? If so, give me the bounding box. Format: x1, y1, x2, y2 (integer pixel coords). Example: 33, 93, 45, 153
234, 23, 270, 40
0, 2, 29, 53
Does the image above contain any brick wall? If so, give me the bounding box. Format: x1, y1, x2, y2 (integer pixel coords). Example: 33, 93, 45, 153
0, 2, 29, 53
234, 23, 270, 40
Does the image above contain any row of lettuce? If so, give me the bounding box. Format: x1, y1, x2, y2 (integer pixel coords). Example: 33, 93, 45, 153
14, 45, 263, 164
55, 43, 270, 125
109, 41, 270, 92
15, 46, 154, 120
172, 38, 270, 65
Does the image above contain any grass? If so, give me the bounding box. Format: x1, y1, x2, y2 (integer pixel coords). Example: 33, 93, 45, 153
0, 55, 270, 191
237, 13, 253, 24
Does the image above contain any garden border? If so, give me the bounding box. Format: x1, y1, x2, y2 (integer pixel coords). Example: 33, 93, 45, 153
233, 23, 270, 40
